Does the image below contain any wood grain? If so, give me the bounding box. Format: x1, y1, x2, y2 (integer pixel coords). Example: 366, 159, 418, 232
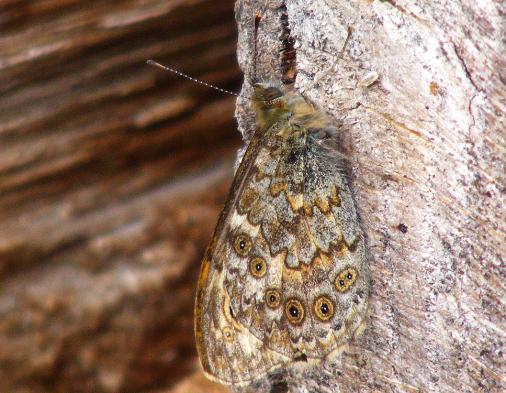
2, 0, 504, 392
0, 1, 240, 392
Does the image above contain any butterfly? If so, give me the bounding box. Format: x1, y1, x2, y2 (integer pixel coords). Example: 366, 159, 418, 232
194, 79, 369, 385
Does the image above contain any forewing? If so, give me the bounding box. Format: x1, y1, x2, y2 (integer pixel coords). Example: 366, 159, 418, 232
194, 122, 289, 385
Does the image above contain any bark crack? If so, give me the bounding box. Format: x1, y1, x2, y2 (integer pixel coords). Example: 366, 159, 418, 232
450, 40, 481, 93
381, 0, 429, 26
361, 104, 425, 140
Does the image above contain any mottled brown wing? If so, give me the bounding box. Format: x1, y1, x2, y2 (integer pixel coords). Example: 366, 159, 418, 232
223, 119, 368, 361
194, 121, 290, 386
195, 88, 369, 386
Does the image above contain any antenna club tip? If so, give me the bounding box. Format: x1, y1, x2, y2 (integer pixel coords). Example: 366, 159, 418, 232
146, 59, 156, 65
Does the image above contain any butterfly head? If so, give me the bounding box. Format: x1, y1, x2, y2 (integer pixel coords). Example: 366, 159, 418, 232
252, 81, 318, 133
252, 82, 296, 129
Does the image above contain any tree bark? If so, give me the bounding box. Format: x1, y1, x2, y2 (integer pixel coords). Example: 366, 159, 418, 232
231, 0, 505, 392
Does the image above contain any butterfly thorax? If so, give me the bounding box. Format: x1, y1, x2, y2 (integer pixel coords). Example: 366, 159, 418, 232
252, 83, 329, 134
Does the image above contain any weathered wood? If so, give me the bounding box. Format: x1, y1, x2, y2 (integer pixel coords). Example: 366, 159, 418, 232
0, 0, 240, 392
2, 0, 505, 392
232, 0, 505, 392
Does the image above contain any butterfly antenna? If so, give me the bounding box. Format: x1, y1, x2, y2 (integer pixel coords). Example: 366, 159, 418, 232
146, 60, 238, 97
308, 26, 353, 89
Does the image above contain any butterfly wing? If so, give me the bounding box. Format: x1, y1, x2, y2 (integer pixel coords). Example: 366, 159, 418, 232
195, 122, 291, 385
225, 118, 368, 358
195, 88, 369, 385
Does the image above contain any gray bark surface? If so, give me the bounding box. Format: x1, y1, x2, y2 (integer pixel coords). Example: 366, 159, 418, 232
230, 0, 506, 392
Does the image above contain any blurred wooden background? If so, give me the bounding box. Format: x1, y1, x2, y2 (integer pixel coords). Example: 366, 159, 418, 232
0, 1, 240, 392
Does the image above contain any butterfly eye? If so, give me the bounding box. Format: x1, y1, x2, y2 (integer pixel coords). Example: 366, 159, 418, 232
260, 86, 283, 102
335, 267, 358, 293
249, 257, 267, 278
313, 296, 335, 321
233, 233, 252, 256
285, 299, 305, 325
265, 289, 281, 309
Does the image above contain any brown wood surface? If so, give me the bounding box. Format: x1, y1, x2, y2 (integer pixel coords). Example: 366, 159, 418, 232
0, 1, 240, 392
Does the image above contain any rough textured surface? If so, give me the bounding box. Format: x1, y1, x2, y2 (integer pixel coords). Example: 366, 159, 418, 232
0, 0, 240, 392
1, 0, 504, 392
232, 0, 505, 392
